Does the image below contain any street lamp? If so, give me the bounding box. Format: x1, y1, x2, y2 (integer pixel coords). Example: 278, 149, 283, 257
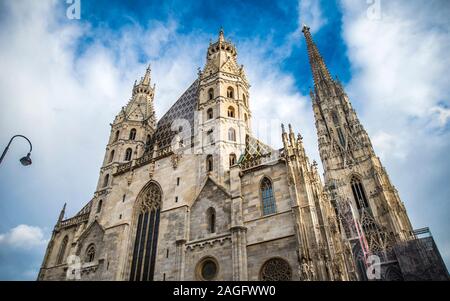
0, 135, 33, 166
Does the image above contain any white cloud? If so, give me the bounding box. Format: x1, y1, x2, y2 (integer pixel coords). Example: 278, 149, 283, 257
339, 0, 450, 267
430, 106, 450, 127
298, 0, 327, 33
0, 225, 47, 249
340, 0, 450, 120
0, 0, 208, 218
371, 131, 406, 161
238, 38, 316, 154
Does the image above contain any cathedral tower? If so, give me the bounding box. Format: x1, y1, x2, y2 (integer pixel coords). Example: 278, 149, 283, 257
98, 66, 156, 190
301, 25, 413, 264
196, 28, 251, 184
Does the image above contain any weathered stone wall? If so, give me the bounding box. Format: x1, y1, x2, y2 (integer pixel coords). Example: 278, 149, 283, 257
99, 225, 127, 280
41, 152, 305, 281
189, 179, 231, 241
240, 162, 299, 280
184, 239, 233, 281
100, 151, 202, 281
241, 162, 292, 221
246, 236, 299, 280
46, 227, 78, 267
38, 265, 67, 281
153, 206, 188, 281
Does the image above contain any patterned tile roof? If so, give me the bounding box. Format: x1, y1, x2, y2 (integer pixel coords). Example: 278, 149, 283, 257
240, 135, 274, 160
150, 80, 198, 150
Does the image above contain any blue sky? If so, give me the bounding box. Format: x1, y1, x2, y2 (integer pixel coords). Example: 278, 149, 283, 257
0, 0, 449, 280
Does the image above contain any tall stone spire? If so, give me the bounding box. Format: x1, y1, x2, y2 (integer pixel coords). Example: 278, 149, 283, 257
302, 25, 333, 88
302, 25, 375, 170
141, 64, 152, 86
302, 26, 414, 274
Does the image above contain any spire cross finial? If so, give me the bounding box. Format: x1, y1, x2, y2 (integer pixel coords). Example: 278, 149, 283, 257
302, 24, 333, 87
301, 24, 310, 33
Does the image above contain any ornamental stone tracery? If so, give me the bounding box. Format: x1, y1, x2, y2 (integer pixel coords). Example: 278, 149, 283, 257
260, 258, 292, 281
138, 182, 162, 213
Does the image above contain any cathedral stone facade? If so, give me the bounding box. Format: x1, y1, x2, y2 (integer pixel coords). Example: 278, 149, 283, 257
37, 27, 448, 281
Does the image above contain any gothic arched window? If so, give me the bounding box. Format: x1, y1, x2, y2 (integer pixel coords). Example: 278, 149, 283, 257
96, 199, 103, 214
207, 108, 213, 120
85, 244, 96, 262
109, 150, 115, 163
260, 258, 292, 281
228, 128, 236, 141
243, 94, 247, 106
332, 112, 339, 125
351, 176, 369, 210
206, 155, 213, 172
332, 112, 345, 146
130, 182, 162, 281
56, 236, 68, 265
125, 148, 133, 161
244, 113, 248, 124
337, 128, 345, 147
207, 207, 216, 233
261, 177, 276, 215
129, 128, 137, 140
114, 130, 120, 142
229, 153, 236, 167
145, 135, 151, 152
208, 88, 214, 100
103, 174, 109, 188
227, 86, 234, 99
227, 106, 235, 118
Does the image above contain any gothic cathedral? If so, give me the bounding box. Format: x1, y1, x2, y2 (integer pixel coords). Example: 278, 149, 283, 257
37, 27, 448, 281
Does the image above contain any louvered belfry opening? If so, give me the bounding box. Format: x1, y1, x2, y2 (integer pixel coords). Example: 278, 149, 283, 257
130, 182, 162, 281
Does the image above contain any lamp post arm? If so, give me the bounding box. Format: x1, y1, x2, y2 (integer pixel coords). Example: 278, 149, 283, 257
12, 135, 33, 153
0, 135, 33, 165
